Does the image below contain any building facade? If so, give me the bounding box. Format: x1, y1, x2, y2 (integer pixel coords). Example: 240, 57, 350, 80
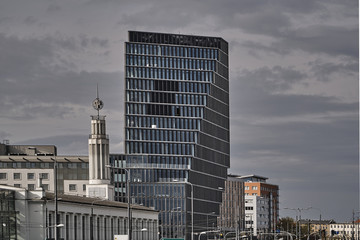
0, 185, 159, 240
244, 196, 274, 236
0, 143, 89, 194
218, 174, 245, 233
124, 31, 229, 239
239, 175, 279, 234
330, 222, 360, 239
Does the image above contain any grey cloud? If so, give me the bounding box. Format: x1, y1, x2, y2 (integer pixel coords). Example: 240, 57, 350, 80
238, 66, 307, 93
280, 25, 358, 59
0, 33, 122, 121
47, 3, 61, 12
230, 66, 357, 117
239, 24, 358, 59
309, 60, 358, 82
230, 113, 358, 215
24, 16, 37, 25
240, 40, 291, 56
79, 35, 110, 48
0, 131, 12, 141
16, 135, 88, 155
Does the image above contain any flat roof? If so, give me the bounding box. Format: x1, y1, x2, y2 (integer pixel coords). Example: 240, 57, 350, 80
44, 192, 157, 212
236, 174, 268, 180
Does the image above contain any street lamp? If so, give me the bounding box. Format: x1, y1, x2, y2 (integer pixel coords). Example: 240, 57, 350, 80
171, 207, 181, 238
284, 207, 311, 240
90, 198, 107, 240
47, 223, 64, 229
309, 207, 322, 239
47, 223, 64, 239
105, 165, 132, 240
207, 212, 215, 231
173, 180, 194, 240
51, 157, 60, 240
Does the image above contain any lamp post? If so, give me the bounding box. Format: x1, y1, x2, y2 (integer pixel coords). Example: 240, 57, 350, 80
284, 207, 311, 240
171, 207, 181, 238
207, 212, 215, 232
53, 157, 59, 240
309, 207, 322, 239
105, 165, 131, 240
173, 180, 194, 240
90, 198, 107, 240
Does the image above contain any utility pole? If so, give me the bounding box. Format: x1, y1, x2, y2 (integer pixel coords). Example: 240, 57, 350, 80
54, 157, 59, 240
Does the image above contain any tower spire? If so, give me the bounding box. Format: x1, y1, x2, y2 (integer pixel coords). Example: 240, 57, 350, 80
92, 83, 103, 118
87, 84, 113, 200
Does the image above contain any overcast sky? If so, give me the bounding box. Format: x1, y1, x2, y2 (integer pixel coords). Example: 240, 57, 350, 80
0, 0, 358, 222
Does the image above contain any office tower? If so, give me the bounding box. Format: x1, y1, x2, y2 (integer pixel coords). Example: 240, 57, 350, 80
124, 31, 229, 239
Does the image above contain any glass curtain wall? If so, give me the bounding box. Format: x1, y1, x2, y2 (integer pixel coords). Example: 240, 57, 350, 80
124, 31, 229, 239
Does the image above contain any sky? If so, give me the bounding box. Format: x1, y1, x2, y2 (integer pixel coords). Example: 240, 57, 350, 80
0, 0, 358, 222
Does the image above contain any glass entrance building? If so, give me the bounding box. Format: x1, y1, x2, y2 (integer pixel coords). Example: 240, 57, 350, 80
123, 31, 229, 239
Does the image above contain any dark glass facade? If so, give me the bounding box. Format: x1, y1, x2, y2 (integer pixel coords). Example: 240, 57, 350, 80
124, 31, 229, 239
0, 190, 17, 239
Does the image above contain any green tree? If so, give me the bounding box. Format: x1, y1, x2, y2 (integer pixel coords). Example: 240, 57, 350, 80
277, 217, 296, 234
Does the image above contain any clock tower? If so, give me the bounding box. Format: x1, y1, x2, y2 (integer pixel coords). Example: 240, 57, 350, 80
86, 86, 114, 200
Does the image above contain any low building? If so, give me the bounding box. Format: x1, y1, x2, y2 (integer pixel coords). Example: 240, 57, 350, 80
239, 175, 279, 233
218, 174, 245, 233
0, 185, 159, 240
330, 221, 360, 239
245, 195, 272, 236
299, 219, 335, 238
0, 149, 89, 194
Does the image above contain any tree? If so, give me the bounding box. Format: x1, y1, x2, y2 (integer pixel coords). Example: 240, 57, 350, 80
277, 217, 296, 234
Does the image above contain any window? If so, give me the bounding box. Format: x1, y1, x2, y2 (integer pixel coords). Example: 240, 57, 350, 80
245, 186, 249, 190
13, 173, 21, 180
0, 173, 7, 179
14, 184, 21, 188
83, 184, 86, 191
28, 184, 35, 190
69, 184, 77, 191
252, 186, 258, 190
41, 184, 49, 190
39, 173, 49, 179
27, 173, 35, 180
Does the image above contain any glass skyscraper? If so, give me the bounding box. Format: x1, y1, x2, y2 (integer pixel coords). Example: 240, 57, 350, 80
123, 31, 229, 239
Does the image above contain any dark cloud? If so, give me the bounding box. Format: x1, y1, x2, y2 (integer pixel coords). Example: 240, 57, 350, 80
47, 3, 61, 12
23, 16, 37, 25
16, 135, 88, 155
240, 40, 291, 56
0, 131, 12, 141
281, 25, 358, 59
230, 66, 357, 117
309, 60, 358, 82
0, 33, 121, 121
238, 66, 308, 93
237, 25, 358, 59
79, 34, 110, 48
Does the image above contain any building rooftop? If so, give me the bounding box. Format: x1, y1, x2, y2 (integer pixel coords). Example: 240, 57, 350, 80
44, 192, 157, 212
128, 30, 228, 52
0, 185, 157, 212
229, 174, 268, 182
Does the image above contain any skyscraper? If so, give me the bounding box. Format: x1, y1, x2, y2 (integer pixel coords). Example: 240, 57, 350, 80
124, 31, 229, 239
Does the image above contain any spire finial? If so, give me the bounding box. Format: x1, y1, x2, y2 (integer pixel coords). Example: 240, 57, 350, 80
92, 84, 104, 117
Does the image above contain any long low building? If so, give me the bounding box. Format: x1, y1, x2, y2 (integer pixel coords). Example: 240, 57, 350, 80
0, 185, 159, 240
